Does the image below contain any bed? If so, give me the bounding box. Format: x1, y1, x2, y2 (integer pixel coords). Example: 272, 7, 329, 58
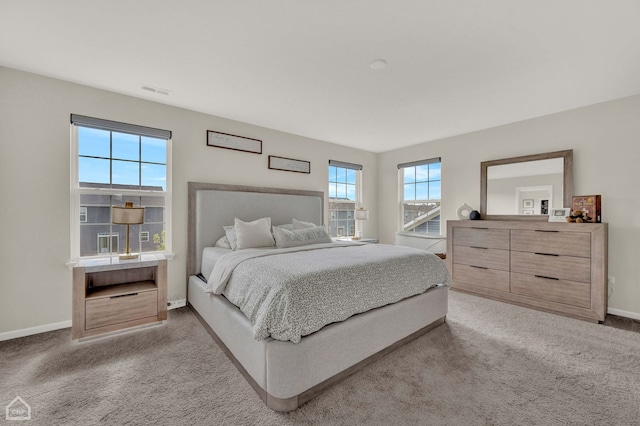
187, 182, 450, 411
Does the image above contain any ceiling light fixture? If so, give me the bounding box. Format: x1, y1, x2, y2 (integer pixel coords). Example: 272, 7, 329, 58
370, 59, 387, 70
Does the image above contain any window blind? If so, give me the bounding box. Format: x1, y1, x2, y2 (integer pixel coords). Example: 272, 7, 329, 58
397, 157, 440, 169
71, 114, 172, 139
329, 159, 363, 170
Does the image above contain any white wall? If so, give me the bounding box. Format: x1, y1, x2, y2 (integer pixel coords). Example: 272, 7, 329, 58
378, 94, 640, 318
2, 64, 640, 335
0, 66, 377, 334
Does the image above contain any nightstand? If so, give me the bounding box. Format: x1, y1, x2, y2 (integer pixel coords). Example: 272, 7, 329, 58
72, 254, 167, 340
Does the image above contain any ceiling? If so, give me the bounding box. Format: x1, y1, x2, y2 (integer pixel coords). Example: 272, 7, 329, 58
2, 1, 640, 153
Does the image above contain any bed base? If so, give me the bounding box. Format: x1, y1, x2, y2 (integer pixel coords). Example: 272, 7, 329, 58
188, 275, 448, 412
191, 303, 445, 411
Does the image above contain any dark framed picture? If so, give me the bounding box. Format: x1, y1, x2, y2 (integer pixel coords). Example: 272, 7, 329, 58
207, 130, 262, 154
268, 155, 310, 174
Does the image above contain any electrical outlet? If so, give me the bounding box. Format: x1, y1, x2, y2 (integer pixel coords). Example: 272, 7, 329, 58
608, 276, 615, 285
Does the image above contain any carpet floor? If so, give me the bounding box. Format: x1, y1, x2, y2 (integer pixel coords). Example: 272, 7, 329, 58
2, 291, 640, 425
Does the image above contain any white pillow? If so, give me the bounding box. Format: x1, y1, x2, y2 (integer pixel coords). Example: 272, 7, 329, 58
272, 225, 332, 248
234, 217, 275, 250
292, 218, 317, 229
214, 235, 232, 249
223, 226, 238, 250
275, 223, 295, 230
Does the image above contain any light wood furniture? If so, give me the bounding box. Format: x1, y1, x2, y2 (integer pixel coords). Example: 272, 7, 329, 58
446, 220, 607, 323
72, 255, 167, 339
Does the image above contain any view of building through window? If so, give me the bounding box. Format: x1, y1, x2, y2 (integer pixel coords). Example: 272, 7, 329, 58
73, 121, 169, 258
328, 164, 358, 237
401, 160, 441, 235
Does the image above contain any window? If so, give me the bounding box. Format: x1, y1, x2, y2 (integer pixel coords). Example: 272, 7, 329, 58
328, 160, 362, 238
97, 233, 119, 254
70, 115, 172, 260
399, 158, 441, 235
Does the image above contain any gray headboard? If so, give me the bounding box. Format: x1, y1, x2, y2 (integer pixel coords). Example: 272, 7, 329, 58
187, 182, 324, 276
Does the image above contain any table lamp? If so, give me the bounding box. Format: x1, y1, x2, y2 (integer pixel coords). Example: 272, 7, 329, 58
354, 207, 369, 240
112, 201, 145, 260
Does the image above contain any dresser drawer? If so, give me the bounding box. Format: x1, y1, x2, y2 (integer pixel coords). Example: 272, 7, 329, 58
452, 264, 510, 292
86, 290, 158, 330
511, 230, 590, 257
453, 227, 510, 250
511, 251, 591, 283
453, 245, 509, 270
510, 272, 591, 308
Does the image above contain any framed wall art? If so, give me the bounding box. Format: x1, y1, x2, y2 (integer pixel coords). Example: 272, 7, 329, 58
268, 155, 310, 174
207, 130, 262, 154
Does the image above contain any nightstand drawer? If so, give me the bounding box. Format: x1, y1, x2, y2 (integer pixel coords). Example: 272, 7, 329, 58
85, 289, 158, 330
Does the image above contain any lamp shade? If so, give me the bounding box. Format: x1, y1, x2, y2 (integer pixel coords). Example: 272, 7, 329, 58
355, 208, 369, 220
112, 203, 144, 224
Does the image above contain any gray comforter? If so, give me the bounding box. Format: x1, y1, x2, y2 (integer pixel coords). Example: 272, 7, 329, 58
206, 242, 451, 343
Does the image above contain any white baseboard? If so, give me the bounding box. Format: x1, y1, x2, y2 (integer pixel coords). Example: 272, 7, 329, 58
0, 320, 72, 342
1, 299, 187, 342
607, 308, 640, 321
168, 299, 187, 310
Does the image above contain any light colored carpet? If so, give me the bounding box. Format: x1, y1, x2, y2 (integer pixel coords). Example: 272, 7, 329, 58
2, 291, 640, 425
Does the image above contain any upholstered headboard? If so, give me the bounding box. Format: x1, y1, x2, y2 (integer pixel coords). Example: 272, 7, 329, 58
187, 182, 324, 276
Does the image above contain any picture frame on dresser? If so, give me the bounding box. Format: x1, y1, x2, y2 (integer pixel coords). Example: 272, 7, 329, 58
548, 208, 570, 222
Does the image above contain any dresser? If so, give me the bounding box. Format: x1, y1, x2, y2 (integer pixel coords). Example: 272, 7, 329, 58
446, 220, 607, 323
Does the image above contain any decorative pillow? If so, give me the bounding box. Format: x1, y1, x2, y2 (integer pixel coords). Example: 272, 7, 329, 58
275, 223, 295, 230
214, 235, 232, 249
272, 225, 332, 249
234, 217, 275, 250
223, 226, 238, 250
292, 218, 317, 229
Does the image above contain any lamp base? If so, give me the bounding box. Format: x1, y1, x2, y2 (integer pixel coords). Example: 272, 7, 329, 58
119, 253, 139, 261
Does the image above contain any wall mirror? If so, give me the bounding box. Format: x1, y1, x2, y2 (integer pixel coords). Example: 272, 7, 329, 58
480, 150, 573, 220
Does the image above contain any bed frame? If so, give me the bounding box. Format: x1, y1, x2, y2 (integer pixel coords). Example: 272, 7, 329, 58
187, 182, 448, 411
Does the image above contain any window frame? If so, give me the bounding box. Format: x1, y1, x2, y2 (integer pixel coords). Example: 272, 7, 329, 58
398, 158, 442, 237
328, 160, 363, 239
69, 117, 173, 265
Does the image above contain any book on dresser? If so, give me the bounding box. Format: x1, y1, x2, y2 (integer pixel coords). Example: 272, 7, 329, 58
446, 220, 608, 323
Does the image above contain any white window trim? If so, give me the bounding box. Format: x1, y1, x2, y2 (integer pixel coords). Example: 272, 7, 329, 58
398, 166, 443, 238
68, 125, 174, 268
328, 165, 361, 238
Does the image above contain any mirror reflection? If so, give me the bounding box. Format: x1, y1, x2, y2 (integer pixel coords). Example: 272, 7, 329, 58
486, 158, 564, 215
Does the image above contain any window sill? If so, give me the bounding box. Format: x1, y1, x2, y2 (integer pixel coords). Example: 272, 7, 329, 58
66, 252, 175, 270
395, 232, 445, 240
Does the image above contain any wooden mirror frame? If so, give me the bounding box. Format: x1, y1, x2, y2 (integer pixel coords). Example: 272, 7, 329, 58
480, 149, 573, 221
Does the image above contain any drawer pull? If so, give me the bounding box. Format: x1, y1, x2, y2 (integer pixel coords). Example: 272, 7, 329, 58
470, 246, 488, 250
110, 292, 139, 299
470, 227, 489, 230
470, 265, 488, 269
535, 275, 559, 280
534, 230, 559, 233
534, 252, 559, 257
